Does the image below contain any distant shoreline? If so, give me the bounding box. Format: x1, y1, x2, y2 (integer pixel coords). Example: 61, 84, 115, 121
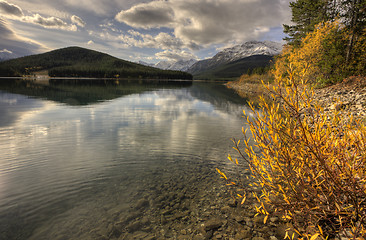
0, 76, 194, 82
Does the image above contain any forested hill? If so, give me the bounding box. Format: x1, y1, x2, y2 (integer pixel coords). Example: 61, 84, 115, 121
0, 47, 193, 80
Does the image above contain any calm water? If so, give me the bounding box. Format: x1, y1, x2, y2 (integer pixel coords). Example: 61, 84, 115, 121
0, 79, 252, 239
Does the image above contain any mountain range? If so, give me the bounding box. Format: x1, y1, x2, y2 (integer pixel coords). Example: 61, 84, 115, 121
139, 59, 198, 72
187, 41, 282, 76
1, 41, 283, 80
142, 41, 283, 79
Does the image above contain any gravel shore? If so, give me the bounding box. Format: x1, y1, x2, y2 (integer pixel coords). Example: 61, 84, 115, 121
227, 76, 366, 120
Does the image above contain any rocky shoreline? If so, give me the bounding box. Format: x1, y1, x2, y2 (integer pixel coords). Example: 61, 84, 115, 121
313, 76, 366, 120
29, 161, 290, 240
227, 76, 366, 121
112, 167, 288, 240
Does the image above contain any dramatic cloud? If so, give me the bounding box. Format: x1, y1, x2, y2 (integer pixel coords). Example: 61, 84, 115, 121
1, 0, 291, 62
115, 0, 291, 46
0, 1, 78, 31
0, 18, 47, 58
98, 30, 194, 51
115, 2, 174, 29
22, 14, 77, 31
139, 32, 184, 49
71, 15, 86, 27
0, 0, 23, 17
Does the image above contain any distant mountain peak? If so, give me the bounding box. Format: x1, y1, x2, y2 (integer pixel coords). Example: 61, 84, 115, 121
187, 40, 283, 75
214, 41, 282, 63
140, 59, 198, 72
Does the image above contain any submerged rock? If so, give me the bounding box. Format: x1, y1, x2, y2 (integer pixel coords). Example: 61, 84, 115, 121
202, 218, 225, 231
135, 199, 150, 210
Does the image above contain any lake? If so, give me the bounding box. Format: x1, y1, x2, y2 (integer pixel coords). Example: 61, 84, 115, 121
0, 79, 253, 239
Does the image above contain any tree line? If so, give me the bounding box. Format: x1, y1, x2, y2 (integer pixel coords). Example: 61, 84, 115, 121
283, 0, 365, 84
0, 47, 193, 80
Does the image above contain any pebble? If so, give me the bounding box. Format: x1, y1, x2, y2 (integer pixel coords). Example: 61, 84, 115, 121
314, 76, 366, 120
202, 218, 224, 231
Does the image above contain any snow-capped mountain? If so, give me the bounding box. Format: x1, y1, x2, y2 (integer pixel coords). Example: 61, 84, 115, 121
155, 60, 175, 70
214, 41, 282, 63
167, 59, 198, 72
139, 59, 197, 72
187, 41, 283, 74
138, 41, 282, 74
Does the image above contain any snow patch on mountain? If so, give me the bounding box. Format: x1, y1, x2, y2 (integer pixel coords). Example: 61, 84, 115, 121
187, 41, 283, 74
211, 41, 282, 65
139, 59, 197, 72
138, 41, 282, 73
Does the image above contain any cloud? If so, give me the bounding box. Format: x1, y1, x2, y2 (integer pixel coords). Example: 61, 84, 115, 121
0, 1, 78, 31
0, 18, 48, 58
143, 32, 184, 49
0, 0, 23, 17
115, 0, 291, 46
115, 1, 174, 29
71, 15, 86, 27
155, 49, 197, 61
22, 14, 77, 31
0, 48, 12, 54
97, 30, 186, 50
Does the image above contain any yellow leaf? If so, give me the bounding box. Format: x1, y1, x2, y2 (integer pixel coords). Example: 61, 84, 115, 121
318, 225, 323, 235
241, 196, 246, 205
310, 233, 320, 240
263, 215, 268, 224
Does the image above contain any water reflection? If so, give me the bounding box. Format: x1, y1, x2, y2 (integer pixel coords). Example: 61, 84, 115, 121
0, 79, 251, 239
0, 78, 193, 106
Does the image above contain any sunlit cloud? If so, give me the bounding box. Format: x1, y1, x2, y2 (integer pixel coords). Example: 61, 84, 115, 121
115, 0, 291, 46
115, 1, 175, 29
0, 48, 12, 54
0, 0, 23, 17
71, 15, 86, 28
1, 1, 78, 32
1, 0, 291, 62
22, 14, 77, 31
155, 49, 197, 61
0, 18, 48, 57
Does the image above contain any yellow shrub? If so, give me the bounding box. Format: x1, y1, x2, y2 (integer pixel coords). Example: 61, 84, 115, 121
273, 21, 348, 86
220, 68, 366, 239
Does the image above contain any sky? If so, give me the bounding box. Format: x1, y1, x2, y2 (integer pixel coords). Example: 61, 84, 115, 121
0, 0, 292, 63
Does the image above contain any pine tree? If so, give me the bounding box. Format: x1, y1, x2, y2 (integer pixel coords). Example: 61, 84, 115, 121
283, 0, 333, 45
340, 0, 366, 64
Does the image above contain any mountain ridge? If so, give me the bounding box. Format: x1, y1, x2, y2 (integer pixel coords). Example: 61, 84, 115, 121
187, 41, 283, 75
193, 55, 274, 80
139, 59, 197, 72
0, 46, 192, 80
140, 41, 282, 76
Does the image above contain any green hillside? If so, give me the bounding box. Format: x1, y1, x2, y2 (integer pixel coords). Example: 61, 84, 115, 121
194, 55, 273, 80
0, 47, 192, 80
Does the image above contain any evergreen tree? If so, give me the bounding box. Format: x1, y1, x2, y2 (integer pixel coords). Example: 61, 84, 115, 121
340, 0, 366, 64
283, 0, 333, 45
